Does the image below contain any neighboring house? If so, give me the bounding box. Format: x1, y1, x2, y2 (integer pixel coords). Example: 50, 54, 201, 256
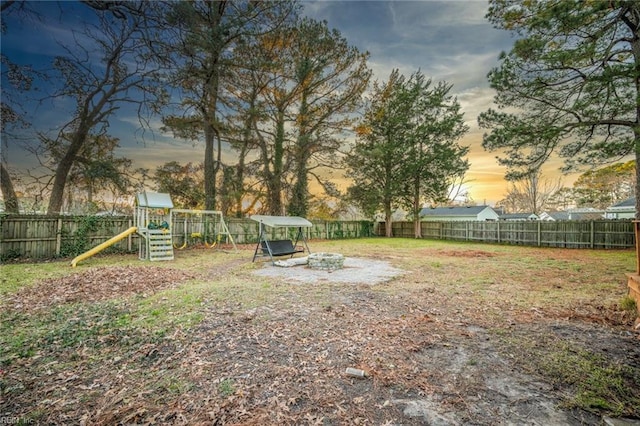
499, 213, 539, 221
420, 205, 500, 221
539, 208, 605, 221
538, 211, 559, 221
605, 197, 636, 219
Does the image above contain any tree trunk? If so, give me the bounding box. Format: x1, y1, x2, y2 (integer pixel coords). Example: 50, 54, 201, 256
629, 5, 640, 220
234, 148, 246, 218
413, 177, 422, 238
384, 202, 393, 238
267, 108, 285, 215
47, 128, 89, 214
203, 56, 221, 211
0, 163, 20, 213
204, 123, 217, 211
288, 133, 310, 217
288, 89, 310, 217
235, 98, 254, 218
635, 128, 640, 220
289, 161, 308, 217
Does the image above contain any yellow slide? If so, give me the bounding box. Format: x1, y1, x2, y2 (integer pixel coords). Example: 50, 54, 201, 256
71, 226, 137, 268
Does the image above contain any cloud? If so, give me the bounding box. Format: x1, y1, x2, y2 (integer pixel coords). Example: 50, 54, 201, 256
302, 1, 550, 205
3, 0, 578, 209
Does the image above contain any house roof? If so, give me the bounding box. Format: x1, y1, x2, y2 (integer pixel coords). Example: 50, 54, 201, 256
610, 197, 635, 209
250, 215, 312, 228
420, 205, 492, 217
544, 211, 569, 221
499, 213, 538, 220
543, 211, 604, 221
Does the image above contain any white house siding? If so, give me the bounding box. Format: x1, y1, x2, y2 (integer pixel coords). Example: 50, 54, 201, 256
420, 206, 500, 221
422, 215, 473, 221
605, 209, 635, 219
477, 207, 500, 221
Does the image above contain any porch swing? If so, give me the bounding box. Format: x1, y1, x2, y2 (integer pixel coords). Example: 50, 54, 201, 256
250, 215, 312, 265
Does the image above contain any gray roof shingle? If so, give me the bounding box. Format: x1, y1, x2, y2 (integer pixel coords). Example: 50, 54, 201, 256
420, 206, 490, 216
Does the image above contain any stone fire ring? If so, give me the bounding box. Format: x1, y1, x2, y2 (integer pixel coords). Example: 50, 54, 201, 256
308, 252, 345, 271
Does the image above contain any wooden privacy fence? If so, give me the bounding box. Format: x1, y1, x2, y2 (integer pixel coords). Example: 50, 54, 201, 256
380, 220, 635, 249
1, 215, 635, 261
0, 215, 375, 260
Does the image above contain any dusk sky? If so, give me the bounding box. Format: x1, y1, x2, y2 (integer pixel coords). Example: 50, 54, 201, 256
1, 1, 581, 206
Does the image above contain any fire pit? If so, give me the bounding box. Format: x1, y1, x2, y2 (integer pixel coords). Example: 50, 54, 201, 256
308, 252, 345, 271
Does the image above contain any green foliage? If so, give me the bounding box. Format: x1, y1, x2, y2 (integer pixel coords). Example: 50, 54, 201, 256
218, 379, 235, 397
0, 248, 22, 263
358, 221, 374, 237
541, 344, 640, 416
480, 1, 640, 184
59, 216, 100, 258
345, 70, 418, 225
619, 296, 637, 314
163, 1, 301, 211
1, 302, 135, 367
0, 263, 71, 296
572, 161, 636, 209
345, 69, 468, 236
285, 17, 371, 217
154, 161, 205, 209
500, 333, 640, 418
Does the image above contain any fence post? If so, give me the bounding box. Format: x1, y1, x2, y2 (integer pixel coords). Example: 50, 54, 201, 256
128, 218, 133, 251
4, 216, 637, 259
56, 218, 62, 256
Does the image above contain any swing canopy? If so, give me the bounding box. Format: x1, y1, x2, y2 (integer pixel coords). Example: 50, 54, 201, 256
136, 191, 174, 209
250, 215, 312, 264
250, 215, 312, 228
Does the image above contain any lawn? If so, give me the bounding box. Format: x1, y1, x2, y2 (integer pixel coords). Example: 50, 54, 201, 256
1, 238, 639, 425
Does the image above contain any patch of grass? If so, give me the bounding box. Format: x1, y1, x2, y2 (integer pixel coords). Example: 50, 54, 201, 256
218, 378, 235, 397
134, 290, 205, 333
0, 263, 73, 296
0, 301, 140, 367
157, 374, 194, 395
499, 334, 640, 417
547, 345, 639, 416
620, 295, 637, 314
0, 288, 209, 370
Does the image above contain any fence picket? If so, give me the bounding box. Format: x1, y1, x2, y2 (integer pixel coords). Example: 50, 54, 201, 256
1, 215, 635, 261
379, 220, 634, 250
0, 215, 376, 260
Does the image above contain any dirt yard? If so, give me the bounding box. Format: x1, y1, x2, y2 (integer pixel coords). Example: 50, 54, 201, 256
1, 240, 639, 425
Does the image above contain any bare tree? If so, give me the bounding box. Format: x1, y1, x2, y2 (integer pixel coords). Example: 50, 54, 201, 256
40, 1, 169, 214
499, 169, 562, 214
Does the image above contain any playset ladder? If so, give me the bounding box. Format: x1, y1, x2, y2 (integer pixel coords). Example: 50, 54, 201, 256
138, 229, 174, 261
